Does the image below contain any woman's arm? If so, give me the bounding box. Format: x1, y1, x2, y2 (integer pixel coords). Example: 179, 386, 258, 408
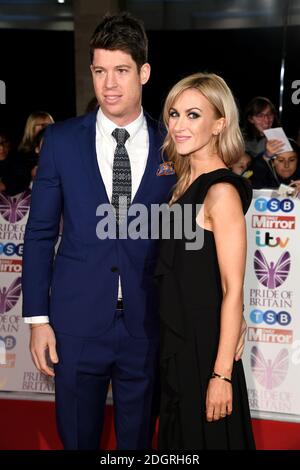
203, 182, 247, 421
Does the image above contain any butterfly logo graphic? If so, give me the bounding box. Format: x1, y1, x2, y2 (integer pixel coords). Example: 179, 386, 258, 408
0, 277, 22, 314
251, 346, 289, 389
0, 189, 31, 223
253, 249, 290, 289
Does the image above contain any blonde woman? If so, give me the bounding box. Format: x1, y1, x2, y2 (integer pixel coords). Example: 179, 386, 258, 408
18, 111, 54, 154
156, 73, 255, 450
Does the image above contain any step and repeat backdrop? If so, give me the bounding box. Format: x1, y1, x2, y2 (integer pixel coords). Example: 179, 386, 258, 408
244, 189, 300, 422
0, 189, 54, 393
0, 188, 299, 422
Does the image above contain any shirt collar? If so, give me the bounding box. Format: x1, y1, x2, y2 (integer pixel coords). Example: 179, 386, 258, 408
97, 107, 145, 141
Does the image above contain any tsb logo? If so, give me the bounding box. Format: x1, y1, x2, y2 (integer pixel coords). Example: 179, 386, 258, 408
254, 198, 294, 213
0, 243, 23, 257
0, 335, 16, 350
250, 309, 292, 326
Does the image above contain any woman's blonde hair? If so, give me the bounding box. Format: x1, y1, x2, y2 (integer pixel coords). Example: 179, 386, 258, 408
162, 73, 244, 204
18, 111, 54, 153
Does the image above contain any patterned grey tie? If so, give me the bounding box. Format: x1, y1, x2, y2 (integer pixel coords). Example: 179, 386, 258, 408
111, 128, 131, 223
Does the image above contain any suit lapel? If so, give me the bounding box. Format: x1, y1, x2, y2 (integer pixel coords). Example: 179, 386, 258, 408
77, 111, 166, 226
77, 110, 110, 204
132, 114, 163, 206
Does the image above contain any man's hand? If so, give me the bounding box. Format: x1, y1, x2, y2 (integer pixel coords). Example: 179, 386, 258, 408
30, 324, 59, 377
235, 316, 247, 361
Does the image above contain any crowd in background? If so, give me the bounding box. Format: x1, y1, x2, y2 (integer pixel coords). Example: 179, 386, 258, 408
1, 96, 300, 197
236, 96, 300, 196
0, 111, 53, 195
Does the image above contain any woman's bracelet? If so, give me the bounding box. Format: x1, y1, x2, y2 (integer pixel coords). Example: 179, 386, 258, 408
210, 371, 232, 384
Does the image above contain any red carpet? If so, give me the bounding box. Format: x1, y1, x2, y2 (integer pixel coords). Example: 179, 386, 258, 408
0, 399, 299, 450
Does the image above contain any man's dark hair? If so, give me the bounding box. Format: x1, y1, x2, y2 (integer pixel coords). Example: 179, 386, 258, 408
89, 12, 148, 70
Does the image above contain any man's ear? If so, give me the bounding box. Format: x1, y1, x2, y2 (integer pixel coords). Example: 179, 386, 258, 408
90, 64, 95, 78
140, 63, 151, 85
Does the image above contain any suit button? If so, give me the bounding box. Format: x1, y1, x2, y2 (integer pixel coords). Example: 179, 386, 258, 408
111, 266, 118, 272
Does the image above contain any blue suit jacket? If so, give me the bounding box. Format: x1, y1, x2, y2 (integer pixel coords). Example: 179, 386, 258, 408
22, 110, 176, 338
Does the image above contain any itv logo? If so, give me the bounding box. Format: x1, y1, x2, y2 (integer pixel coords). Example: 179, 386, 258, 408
0, 80, 5, 104
255, 231, 289, 248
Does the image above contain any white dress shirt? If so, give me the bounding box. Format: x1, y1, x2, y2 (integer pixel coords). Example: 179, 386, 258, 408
25, 107, 149, 324
96, 107, 149, 202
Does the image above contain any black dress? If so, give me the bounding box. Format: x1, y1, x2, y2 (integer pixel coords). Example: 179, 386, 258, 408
156, 169, 255, 450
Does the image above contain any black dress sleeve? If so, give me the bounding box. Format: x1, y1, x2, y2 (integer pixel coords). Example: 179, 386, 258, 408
195, 168, 253, 214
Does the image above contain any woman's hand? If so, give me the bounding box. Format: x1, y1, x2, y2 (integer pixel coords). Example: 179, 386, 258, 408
265, 139, 284, 158
289, 179, 300, 197
206, 376, 232, 422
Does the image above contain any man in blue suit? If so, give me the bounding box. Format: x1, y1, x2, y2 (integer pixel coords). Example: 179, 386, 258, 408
22, 12, 176, 450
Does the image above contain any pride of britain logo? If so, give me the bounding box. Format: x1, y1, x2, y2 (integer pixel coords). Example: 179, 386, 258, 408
0, 277, 22, 314
254, 250, 290, 289
0, 190, 31, 223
